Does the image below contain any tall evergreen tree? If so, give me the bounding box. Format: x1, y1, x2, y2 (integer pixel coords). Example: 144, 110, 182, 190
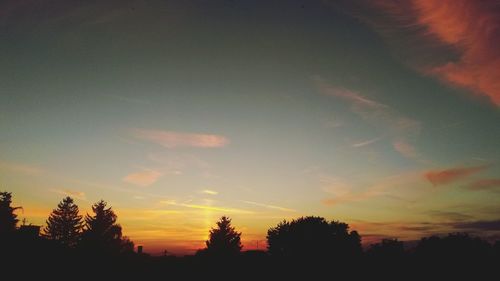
81, 200, 130, 253
44, 196, 83, 247
205, 216, 242, 256
0, 191, 20, 237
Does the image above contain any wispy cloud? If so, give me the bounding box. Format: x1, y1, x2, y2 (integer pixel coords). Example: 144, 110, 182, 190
50, 189, 87, 201
321, 171, 423, 206
465, 179, 500, 191
159, 199, 254, 214
424, 165, 489, 186
452, 220, 500, 231
241, 200, 296, 212
314, 77, 422, 161
352, 137, 382, 148
336, 0, 500, 106
123, 169, 163, 187
201, 189, 218, 195
131, 128, 229, 148
392, 139, 418, 159
0, 160, 44, 175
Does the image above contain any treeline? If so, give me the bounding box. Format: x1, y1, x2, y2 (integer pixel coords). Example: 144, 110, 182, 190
1, 191, 500, 279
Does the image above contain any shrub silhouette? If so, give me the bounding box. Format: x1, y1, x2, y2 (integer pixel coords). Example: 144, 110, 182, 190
267, 216, 361, 260
204, 216, 242, 257
0, 191, 21, 237
44, 196, 83, 247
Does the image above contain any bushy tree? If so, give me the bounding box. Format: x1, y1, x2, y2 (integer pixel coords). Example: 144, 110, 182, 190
44, 196, 83, 247
205, 216, 242, 257
267, 216, 361, 259
80, 200, 132, 253
0, 192, 20, 236
367, 238, 406, 259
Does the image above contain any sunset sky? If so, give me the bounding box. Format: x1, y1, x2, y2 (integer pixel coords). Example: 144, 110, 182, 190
1, 0, 499, 255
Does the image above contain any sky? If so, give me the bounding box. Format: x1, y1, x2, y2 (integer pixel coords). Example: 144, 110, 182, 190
1, 0, 499, 255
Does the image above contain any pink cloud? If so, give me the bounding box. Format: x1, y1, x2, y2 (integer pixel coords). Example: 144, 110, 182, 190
132, 129, 229, 148
425, 165, 489, 186
392, 140, 417, 159
123, 169, 163, 187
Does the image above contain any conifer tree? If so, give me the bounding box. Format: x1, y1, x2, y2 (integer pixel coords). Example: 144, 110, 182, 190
44, 196, 83, 247
0, 192, 20, 237
205, 216, 242, 256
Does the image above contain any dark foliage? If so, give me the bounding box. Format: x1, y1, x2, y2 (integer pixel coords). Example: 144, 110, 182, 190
80, 200, 133, 254
1, 191, 499, 279
44, 196, 83, 247
0, 191, 20, 237
203, 216, 242, 257
267, 216, 362, 260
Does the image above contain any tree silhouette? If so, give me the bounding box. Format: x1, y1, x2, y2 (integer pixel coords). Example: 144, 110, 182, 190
367, 238, 405, 260
267, 216, 361, 260
0, 191, 20, 237
205, 216, 242, 257
44, 196, 83, 247
80, 200, 132, 253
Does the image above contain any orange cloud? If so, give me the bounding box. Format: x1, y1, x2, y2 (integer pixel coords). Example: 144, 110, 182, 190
346, 0, 500, 106
132, 129, 229, 148
465, 179, 500, 191
123, 169, 163, 187
412, 0, 500, 105
425, 165, 489, 186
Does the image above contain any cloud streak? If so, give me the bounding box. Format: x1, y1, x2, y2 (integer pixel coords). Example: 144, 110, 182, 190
50, 189, 87, 200
314, 77, 422, 161
352, 137, 382, 148
424, 165, 489, 186
131, 129, 229, 148
465, 179, 500, 191
241, 200, 296, 212
0, 160, 44, 175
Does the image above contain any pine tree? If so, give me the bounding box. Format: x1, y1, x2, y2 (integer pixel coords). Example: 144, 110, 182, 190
81, 200, 129, 253
0, 191, 20, 237
205, 216, 242, 256
44, 196, 83, 247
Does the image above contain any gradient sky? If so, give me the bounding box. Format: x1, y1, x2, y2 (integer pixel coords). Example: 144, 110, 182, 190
1, 0, 499, 255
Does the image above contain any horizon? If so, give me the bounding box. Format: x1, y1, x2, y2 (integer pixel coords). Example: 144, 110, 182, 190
1, 0, 499, 256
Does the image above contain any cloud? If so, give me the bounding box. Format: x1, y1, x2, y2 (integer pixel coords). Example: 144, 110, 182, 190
392, 140, 418, 159
314, 77, 422, 161
424, 165, 489, 186
426, 210, 474, 222
465, 179, 500, 191
50, 189, 87, 200
123, 169, 163, 187
131, 129, 229, 148
160, 199, 254, 214
352, 137, 382, 148
413, 0, 500, 106
335, 0, 500, 106
0, 160, 44, 175
177, 203, 254, 214
201, 189, 218, 195
452, 220, 500, 231
321, 171, 424, 206
241, 200, 296, 212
